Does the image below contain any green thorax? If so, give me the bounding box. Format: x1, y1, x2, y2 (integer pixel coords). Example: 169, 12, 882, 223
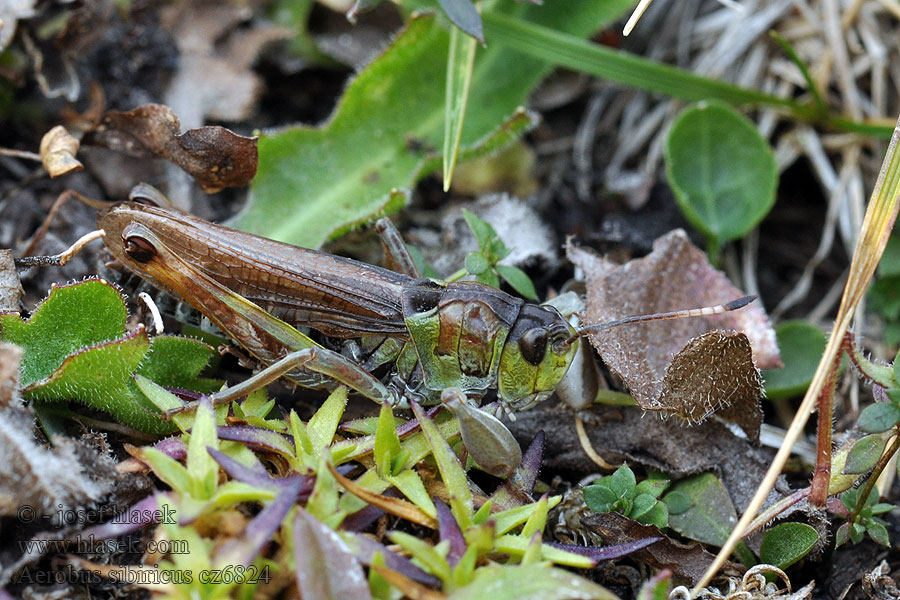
401, 280, 522, 394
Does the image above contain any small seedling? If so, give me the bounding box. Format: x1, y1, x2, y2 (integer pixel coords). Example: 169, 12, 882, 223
583, 465, 670, 529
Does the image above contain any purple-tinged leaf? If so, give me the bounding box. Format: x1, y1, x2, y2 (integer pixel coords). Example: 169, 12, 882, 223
210, 449, 313, 500
79, 494, 163, 540
294, 507, 372, 600
827, 495, 850, 517
217, 425, 294, 456
491, 431, 544, 510
215, 478, 303, 567
344, 531, 441, 586
339, 503, 386, 533
154, 436, 188, 460
165, 386, 205, 403
546, 538, 662, 562
436, 499, 466, 566
338, 487, 410, 532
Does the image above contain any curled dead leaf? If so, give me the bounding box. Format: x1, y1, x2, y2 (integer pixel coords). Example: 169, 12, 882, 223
83, 104, 258, 193
567, 230, 777, 441
39, 125, 83, 177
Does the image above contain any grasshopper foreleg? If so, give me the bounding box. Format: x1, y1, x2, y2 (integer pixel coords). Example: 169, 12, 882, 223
441, 388, 522, 477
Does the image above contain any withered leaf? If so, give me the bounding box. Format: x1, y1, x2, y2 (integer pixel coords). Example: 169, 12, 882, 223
84, 104, 258, 193
581, 511, 729, 585
661, 331, 763, 441
0, 250, 24, 314
567, 230, 776, 440
39, 125, 83, 177
505, 404, 779, 512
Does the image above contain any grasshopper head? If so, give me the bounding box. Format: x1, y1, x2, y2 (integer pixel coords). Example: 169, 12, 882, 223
497, 304, 577, 411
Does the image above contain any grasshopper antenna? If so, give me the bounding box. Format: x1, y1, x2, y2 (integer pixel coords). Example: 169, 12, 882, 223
14, 230, 106, 269
564, 295, 756, 345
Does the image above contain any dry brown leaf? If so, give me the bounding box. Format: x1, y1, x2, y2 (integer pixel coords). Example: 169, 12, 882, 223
581, 511, 730, 585
84, 104, 258, 193
506, 404, 780, 512
39, 125, 83, 177
0, 0, 36, 51
0, 250, 24, 313
661, 331, 763, 441
567, 230, 777, 440
160, 2, 291, 125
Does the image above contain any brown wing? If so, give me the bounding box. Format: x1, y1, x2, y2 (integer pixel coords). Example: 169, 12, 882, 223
100, 203, 410, 338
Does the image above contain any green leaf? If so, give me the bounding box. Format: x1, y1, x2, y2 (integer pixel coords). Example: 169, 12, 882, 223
307, 451, 341, 526
374, 402, 402, 477
462, 209, 496, 251
411, 401, 473, 528
239, 0, 624, 249
492, 495, 561, 535
867, 522, 891, 546
521, 495, 549, 539
637, 501, 669, 529
443, 4, 479, 189
637, 571, 672, 600
877, 235, 900, 277
630, 494, 660, 522
609, 465, 637, 498
0, 278, 128, 385
186, 398, 219, 500
664, 102, 777, 250
858, 402, 900, 433
495, 264, 538, 301
142, 447, 193, 494
447, 565, 618, 600
762, 321, 827, 400
465, 251, 490, 275
388, 468, 437, 517
583, 484, 618, 514
0, 280, 216, 434
843, 434, 888, 474
307, 386, 348, 452
476, 269, 500, 288
869, 276, 900, 321
759, 522, 819, 569
389, 530, 452, 584
136, 335, 218, 393
871, 502, 895, 515
663, 473, 736, 547
634, 476, 670, 500
662, 490, 691, 515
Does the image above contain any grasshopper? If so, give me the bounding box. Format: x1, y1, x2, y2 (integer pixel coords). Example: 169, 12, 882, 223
26, 199, 753, 476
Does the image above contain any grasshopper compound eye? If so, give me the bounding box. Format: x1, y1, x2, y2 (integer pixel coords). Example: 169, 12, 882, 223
518, 327, 548, 366
123, 232, 157, 263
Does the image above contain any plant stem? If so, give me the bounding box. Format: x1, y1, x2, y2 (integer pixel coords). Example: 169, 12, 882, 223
809, 353, 842, 505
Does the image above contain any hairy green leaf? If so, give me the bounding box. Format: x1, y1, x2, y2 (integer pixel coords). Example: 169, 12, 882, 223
759, 522, 819, 569
843, 434, 888, 474
238, 0, 629, 248
858, 402, 900, 433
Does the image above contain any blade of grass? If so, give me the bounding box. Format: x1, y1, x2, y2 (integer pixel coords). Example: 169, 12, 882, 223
482, 12, 895, 138
443, 12, 479, 191
692, 115, 900, 595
